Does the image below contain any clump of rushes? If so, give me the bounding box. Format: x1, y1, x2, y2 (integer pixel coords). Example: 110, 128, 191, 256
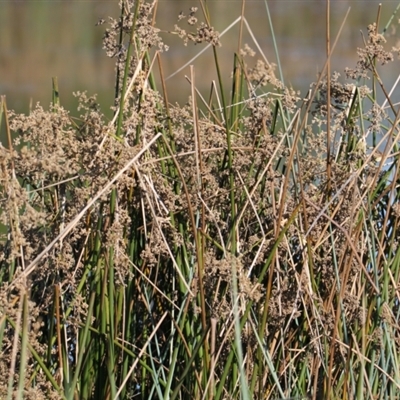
1, 0, 400, 399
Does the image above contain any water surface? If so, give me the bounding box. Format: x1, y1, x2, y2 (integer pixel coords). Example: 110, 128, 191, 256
1, 1, 398, 117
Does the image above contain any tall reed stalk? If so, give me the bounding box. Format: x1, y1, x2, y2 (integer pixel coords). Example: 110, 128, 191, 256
1, 1, 400, 399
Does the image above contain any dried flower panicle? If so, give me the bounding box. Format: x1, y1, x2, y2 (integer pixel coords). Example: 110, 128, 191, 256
174, 7, 220, 47
345, 22, 394, 79
0, 4, 399, 398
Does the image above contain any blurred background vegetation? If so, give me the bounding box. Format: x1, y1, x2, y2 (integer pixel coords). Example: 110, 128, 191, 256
1, 0, 399, 119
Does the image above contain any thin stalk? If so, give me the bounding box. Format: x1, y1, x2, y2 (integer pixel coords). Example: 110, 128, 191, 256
67, 291, 95, 400
263, 0, 284, 85
209, 35, 237, 254
16, 294, 29, 400
115, 0, 141, 139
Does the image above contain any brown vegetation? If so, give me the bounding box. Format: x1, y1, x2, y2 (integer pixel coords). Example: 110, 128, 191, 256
1, 1, 400, 399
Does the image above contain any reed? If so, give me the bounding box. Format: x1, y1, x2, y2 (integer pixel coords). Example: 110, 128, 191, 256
1, 1, 400, 399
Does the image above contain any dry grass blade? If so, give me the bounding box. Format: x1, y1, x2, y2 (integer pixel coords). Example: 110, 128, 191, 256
2, 1, 400, 399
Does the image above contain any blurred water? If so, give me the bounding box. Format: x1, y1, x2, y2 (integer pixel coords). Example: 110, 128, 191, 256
1, 0, 399, 117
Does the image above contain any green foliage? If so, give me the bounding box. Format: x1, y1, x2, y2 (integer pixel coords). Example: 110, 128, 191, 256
1, 1, 400, 399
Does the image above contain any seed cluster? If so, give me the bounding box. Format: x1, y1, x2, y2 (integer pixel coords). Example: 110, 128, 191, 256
1, 2, 400, 399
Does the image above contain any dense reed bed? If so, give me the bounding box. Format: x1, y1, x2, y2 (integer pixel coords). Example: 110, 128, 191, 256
1, 1, 400, 399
